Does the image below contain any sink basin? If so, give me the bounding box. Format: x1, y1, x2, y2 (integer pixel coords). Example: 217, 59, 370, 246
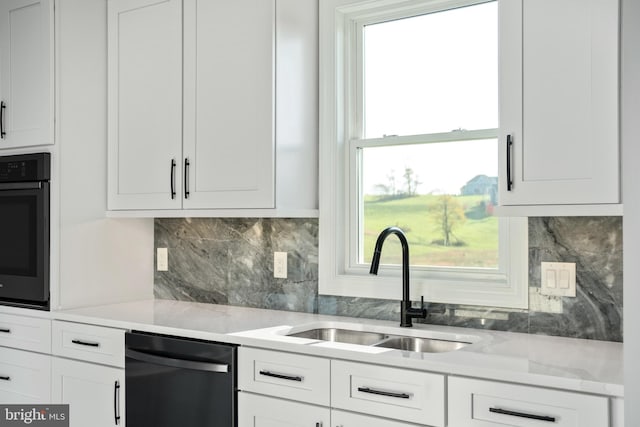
287, 328, 389, 346
285, 326, 473, 353
373, 336, 470, 353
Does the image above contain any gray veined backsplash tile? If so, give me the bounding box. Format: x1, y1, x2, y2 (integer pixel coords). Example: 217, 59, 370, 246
154, 216, 623, 342
527, 217, 623, 342
155, 218, 319, 313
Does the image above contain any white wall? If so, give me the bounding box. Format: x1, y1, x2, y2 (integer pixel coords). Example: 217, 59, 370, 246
622, 0, 640, 425
55, 0, 153, 309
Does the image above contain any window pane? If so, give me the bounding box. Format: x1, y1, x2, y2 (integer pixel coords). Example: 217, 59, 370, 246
361, 139, 499, 268
363, 2, 498, 138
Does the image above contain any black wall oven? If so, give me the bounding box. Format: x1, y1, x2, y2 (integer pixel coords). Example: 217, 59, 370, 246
0, 152, 50, 310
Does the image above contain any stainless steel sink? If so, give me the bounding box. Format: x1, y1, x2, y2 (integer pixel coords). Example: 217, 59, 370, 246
287, 328, 389, 346
286, 327, 472, 353
373, 336, 470, 353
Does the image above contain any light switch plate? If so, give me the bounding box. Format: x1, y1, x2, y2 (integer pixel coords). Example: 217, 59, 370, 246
540, 262, 576, 297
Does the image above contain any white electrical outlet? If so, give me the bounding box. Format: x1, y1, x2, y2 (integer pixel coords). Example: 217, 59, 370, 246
274, 252, 287, 278
540, 262, 576, 297
157, 248, 168, 271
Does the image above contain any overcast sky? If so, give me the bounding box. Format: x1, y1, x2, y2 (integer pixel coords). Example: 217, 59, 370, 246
361, 1, 498, 195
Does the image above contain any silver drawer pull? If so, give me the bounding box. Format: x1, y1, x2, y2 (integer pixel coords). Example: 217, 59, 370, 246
0, 376, 10, 381
71, 339, 100, 347
259, 370, 303, 382
357, 386, 411, 399
489, 407, 556, 422
0, 328, 10, 334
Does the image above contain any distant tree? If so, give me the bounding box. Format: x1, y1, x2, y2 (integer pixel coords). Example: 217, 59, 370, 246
403, 167, 421, 196
386, 170, 397, 195
430, 195, 466, 246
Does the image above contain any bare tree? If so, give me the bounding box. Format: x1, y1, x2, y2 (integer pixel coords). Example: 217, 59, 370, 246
430, 195, 466, 246
403, 167, 421, 195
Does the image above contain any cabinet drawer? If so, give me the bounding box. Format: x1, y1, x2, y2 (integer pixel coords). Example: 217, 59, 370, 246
0, 313, 51, 353
238, 347, 330, 406
238, 392, 330, 427
52, 321, 125, 367
0, 346, 51, 403
331, 360, 445, 427
448, 376, 609, 427
333, 409, 424, 427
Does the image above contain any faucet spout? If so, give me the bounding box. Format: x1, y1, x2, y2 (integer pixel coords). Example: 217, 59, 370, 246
369, 226, 427, 327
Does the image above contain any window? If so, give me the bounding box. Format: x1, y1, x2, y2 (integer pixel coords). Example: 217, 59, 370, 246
319, 0, 528, 308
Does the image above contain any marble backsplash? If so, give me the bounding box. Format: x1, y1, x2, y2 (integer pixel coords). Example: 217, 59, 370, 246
154, 216, 623, 342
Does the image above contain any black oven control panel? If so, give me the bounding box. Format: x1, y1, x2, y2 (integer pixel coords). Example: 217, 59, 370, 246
0, 153, 50, 182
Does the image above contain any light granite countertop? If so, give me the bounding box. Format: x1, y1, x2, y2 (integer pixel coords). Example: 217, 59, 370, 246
50, 299, 624, 398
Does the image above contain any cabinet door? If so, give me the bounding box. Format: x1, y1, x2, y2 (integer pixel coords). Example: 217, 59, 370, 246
448, 376, 609, 427
238, 392, 329, 427
0, 0, 53, 149
331, 360, 445, 427
499, 0, 619, 206
51, 357, 124, 427
107, 0, 183, 210
332, 410, 417, 427
182, 0, 275, 209
0, 347, 51, 403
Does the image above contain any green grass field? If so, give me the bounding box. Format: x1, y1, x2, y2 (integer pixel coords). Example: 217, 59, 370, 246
363, 194, 499, 268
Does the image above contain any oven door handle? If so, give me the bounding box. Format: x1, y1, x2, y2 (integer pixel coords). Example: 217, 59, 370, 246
0, 182, 43, 191
126, 348, 229, 373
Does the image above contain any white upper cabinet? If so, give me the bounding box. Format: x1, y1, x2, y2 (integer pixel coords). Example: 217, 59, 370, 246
182, 0, 274, 209
108, 0, 279, 212
107, 0, 183, 210
0, 0, 54, 149
498, 0, 619, 209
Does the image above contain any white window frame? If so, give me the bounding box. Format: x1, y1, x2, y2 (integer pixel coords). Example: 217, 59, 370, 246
319, 0, 529, 308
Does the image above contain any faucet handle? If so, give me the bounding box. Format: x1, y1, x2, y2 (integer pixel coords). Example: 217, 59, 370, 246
420, 296, 427, 319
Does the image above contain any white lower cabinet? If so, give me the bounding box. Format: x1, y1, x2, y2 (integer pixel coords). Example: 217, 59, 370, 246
238, 347, 615, 427
51, 357, 124, 427
51, 321, 125, 427
448, 376, 609, 427
0, 346, 51, 403
331, 360, 445, 427
238, 347, 330, 406
0, 313, 52, 353
332, 409, 420, 426
238, 347, 445, 427
238, 392, 330, 427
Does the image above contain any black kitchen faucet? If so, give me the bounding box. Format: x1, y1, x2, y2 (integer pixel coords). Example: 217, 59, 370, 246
369, 226, 427, 327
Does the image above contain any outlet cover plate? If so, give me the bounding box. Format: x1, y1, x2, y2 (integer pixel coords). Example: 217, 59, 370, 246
157, 248, 168, 271
274, 252, 287, 279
